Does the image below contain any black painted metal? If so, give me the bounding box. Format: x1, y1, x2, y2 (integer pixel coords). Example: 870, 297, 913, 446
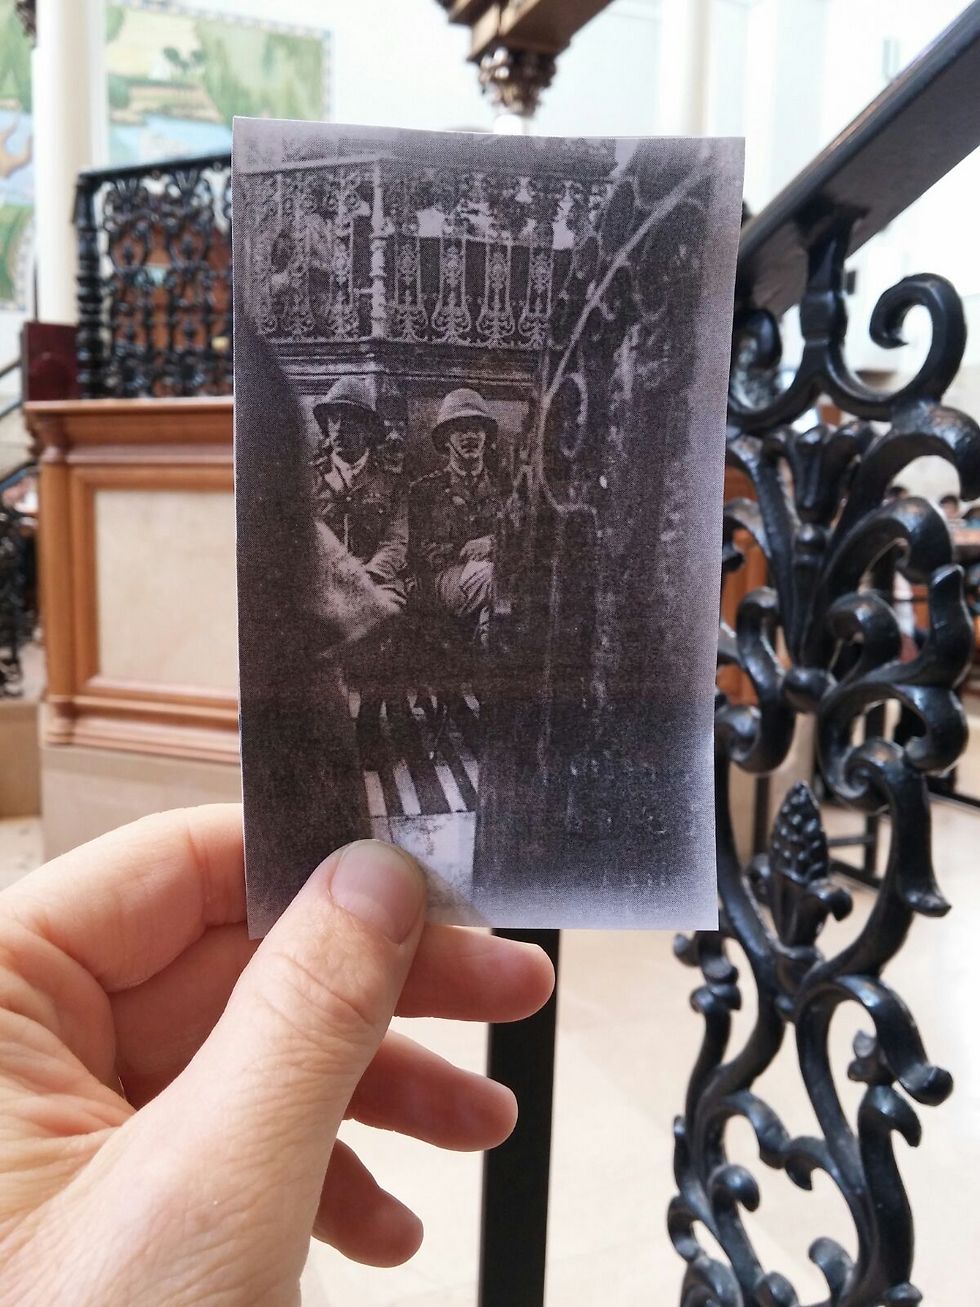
0, 501, 26, 698
0, 350, 28, 693
73, 155, 232, 399
479, 929, 560, 1307
671, 205, 978, 1307
475, 16, 979, 1299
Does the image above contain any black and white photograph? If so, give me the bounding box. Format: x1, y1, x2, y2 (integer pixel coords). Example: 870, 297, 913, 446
233, 118, 743, 934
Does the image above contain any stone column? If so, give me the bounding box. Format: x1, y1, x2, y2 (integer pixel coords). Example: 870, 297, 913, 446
32, 0, 105, 324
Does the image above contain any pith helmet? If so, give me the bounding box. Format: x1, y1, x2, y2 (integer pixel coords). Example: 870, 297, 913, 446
431, 387, 498, 452
312, 376, 384, 446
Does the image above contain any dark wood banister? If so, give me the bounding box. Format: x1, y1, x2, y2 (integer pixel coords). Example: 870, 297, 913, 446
737, 0, 980, 314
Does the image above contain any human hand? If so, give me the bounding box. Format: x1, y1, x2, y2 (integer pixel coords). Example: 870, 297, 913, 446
0, 806, 554, 1306
460, 535, 493, 563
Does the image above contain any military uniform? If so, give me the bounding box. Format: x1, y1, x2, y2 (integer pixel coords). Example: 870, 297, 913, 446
311, 376, 408, 607
410, 463, 500, 635
410, 388, 502, 645
313, 457, 408, 603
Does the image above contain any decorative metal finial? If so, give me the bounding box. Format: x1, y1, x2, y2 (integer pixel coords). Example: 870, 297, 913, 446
477, 43, 557, 118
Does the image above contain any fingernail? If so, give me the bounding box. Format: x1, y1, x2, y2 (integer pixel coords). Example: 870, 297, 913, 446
329, 840, 424, 943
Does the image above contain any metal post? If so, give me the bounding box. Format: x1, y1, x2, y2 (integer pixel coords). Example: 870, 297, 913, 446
73, 179, 105, 399
479, 928, 560, 1307
370, 158, 388, 338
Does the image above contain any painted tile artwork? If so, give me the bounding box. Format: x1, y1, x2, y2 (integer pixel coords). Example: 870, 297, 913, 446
234, 119, 743, 934
0, 0, 33, 310
106, 1, 329, 165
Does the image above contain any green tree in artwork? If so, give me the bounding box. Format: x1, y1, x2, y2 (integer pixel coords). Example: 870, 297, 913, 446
107, 73, 131, 112
195, 21, 323, 125
0, 206, 31, 303
163, 45, 207, 83
262, 34, 323, 115
0, 2, 33, 113
195, 30, 258, 122
105, 4, 126, 45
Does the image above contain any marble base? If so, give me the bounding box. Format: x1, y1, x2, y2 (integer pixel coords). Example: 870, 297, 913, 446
40, 739, 241, 859
0, 696, 41, 818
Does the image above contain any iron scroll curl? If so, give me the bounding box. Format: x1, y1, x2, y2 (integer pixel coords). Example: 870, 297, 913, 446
671, 221, 979, 1305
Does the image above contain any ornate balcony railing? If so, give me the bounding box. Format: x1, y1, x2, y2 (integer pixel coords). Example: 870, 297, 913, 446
668, 13, 980, 1304
74, 154, 232, 398
75, 134, 616, 398
480, 8, 980, 1307
235, 146, 612, 352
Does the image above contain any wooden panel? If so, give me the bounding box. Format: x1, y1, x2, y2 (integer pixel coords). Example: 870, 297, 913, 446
25, 399, 759, 761
25, 398, 238, 764
718, 466, 764, 705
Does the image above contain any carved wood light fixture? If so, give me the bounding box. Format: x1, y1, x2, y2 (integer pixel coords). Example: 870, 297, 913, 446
436, 0, 614, 118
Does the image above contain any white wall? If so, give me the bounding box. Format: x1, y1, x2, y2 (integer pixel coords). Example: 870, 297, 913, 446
166, 0, 664, 137
198, 0, 488, 132
17, 0, 980, 459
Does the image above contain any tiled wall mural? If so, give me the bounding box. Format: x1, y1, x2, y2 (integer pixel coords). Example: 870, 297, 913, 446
0, 0, 33, 310
106, 0, 331, 166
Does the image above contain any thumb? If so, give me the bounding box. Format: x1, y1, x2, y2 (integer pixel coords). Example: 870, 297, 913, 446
156, 839, 426, 1224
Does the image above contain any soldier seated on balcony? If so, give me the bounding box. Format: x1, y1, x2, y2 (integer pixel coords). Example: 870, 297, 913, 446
409, 388, 501, 655
311, 376, 408, 612
311, 377, 408, 764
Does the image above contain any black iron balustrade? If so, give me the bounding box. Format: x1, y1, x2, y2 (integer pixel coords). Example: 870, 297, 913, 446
671, 231, 977, 1307
479, 6, 980, 1306
669, 7, 980, 1304
74, 153, 232, 398
0, 472, 30, 698
234, 131, 614, 354
0, 354, 28, 698
77, 134, 615, 399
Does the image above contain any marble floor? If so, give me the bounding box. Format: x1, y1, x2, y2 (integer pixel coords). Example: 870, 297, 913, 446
1, 802, 977, 1305
300, 799, 980, 1306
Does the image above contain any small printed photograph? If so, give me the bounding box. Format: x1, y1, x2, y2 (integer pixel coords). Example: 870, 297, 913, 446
233, 118, 743, 934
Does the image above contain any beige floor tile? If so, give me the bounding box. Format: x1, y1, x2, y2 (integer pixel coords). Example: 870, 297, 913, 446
0, 814, 43, 891
300, 798, 980, 1306
0, 775, 975, 1303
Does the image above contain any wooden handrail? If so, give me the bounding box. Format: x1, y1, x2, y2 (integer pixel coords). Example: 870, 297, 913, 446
737, 1, 980, 313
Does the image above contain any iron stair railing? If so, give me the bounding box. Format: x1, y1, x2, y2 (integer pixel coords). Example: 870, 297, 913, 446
481, 5, 980, 1305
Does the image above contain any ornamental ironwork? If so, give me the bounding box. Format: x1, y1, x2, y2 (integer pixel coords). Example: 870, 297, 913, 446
77, 140, 614, 398
0, 505, 25, 698
235, 150, 612, 351
74, 156, 232, 398
669, 225, 978, 1306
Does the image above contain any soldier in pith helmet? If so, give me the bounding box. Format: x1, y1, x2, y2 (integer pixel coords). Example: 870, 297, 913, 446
311, 376, 407, 603
409, 387, 501, 648
310, 376, 408, 767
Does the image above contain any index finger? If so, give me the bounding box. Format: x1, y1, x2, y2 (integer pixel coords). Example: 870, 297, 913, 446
2, 804, 246, 990
2, 807, 555, 1020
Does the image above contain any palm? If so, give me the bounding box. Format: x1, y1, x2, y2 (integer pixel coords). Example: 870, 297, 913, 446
0, 807, 553, 1273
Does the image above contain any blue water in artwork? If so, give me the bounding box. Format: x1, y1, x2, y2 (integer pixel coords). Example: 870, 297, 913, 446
110, 115, 233, 166
0, 109, 33, 206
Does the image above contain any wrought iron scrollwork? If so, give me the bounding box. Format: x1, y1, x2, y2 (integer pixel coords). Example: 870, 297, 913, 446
0, 504, 26, 697
79, 139, 618, 395
74, 156, 232, 398
671, 225, 979, 1305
